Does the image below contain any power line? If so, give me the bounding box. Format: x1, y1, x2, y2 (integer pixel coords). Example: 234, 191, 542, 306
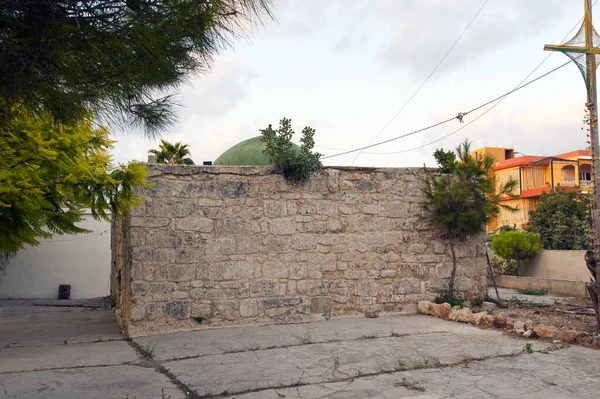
350, 0, 490, 165
322, 58, 576, 160
39, 229, 110, 243
361, 0, 599, 156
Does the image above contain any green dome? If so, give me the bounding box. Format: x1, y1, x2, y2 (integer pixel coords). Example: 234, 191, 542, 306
213, 136, 301, 166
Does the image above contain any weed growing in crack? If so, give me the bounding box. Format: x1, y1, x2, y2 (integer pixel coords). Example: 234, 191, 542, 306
138, 343, 156, 360
394, 377, 425, 392
395, 359, 407, 371
292, 330, 313, 345
523, 343, 533, 354
333, 354, 340, 373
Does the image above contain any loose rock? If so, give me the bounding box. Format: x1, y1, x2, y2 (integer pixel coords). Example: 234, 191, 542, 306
533, 324, 556, 339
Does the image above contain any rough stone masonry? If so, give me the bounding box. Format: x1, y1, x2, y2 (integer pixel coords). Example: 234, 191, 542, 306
111, 165, 487, 336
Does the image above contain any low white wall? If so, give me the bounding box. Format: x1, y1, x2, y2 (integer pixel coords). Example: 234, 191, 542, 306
522, 250, 590, 282
0, 215, 111, 299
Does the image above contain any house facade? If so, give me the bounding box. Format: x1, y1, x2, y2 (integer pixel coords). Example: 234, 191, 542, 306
472, 147, 592, 231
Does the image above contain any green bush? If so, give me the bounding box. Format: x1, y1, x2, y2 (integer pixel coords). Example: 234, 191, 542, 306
261, 118, 322, 184
491, 230, 541, 276
434, 292, 465, 307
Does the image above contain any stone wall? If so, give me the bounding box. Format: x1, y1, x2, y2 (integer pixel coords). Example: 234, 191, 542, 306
112, 165, 487, 336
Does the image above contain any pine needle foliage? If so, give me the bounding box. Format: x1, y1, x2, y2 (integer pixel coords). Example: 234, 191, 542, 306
0, 0, 273, 135
0, 110, 149, 274
260, 118, 323, 184
421, 139, 518, 304
149, 140, 195, 165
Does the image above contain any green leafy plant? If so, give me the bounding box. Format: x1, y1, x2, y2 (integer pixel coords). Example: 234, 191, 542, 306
491, 230, 541, 276
0, 110, 148, 274
527, 187, 591, 250
261, 118, 323, 183
433, 292, 465, 307
422, 139, 518, 304
517, 288, 548, 296
470, 297, 484, 307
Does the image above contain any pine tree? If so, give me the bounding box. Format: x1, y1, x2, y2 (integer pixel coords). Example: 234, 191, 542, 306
421, 140, 518, 304
0, 0, 272, 134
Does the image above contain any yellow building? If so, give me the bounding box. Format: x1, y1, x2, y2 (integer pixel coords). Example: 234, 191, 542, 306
472, 147, 592, 231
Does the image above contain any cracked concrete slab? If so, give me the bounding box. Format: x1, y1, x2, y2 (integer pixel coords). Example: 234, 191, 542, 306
0, 365, 186, 399
235, 346, 600, 399
134, 315, 493, 361
2, 305, 599, 398
0, 341, 139, 373
164, 318, 549, 397
0, 305, 122, 347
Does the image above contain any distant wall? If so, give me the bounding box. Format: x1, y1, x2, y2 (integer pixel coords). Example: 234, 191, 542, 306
493, 275, 589, 298
113, 166, 488, 337
0, 214, 110, 299
522, 250, 590, 282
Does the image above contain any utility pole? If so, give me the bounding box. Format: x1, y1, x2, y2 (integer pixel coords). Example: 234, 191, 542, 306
544, 0, 600, 329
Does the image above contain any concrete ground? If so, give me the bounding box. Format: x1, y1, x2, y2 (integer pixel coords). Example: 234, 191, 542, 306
1, 300, 599, 399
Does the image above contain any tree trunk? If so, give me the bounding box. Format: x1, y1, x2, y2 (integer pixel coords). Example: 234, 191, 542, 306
448, 236, 457, 306
486, 250, 500, 300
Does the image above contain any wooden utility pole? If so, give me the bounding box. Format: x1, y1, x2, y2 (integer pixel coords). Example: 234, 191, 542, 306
544, 0, 600, 329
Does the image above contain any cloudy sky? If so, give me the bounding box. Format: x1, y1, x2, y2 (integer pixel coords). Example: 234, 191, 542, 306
111, 0, 593, 167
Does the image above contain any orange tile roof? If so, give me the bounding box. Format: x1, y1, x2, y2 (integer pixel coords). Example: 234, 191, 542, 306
493, 156, 544, 171
553, 149, 591, 159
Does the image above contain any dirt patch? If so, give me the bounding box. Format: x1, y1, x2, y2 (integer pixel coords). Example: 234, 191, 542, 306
479, 295, 599, 348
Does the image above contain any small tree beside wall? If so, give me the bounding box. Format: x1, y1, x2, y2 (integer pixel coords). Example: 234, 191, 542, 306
421, 140, 518, 305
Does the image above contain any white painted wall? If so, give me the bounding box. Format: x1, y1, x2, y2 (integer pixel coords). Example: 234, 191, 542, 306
522, 250, 591, 282
0, 214, 111, 299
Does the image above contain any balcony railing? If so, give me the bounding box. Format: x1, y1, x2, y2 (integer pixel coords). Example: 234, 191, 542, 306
561, 180, 592, 187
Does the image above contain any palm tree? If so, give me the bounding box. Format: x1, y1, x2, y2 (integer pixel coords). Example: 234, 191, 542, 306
149, 140, 194, 165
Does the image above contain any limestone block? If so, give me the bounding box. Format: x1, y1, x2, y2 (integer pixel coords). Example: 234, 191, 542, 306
165, 300, 190, 319
269, 218, 296, 235
291, 235, 316, 250
429, 302, 451, 319
289, 263, 307, 280
175, 217, 213, 233
264, 200, 287, 218
533, 324, 556, 339
513, 321, 525, 334
393, 278, 421, 295
317, 202, 338, 217
310, 297, 332, 315
131, 282, 176, 295
210, 301, 238, 320
153, 198, 197, 218
191, 303, 212, 319
356, 280, 379, 297
222, 219, 257, 236
154, 264, 194, 282
130, 302, 146, 322
265, 307, 290, 318
417, 300, 431, 315
557, 330, 578, 343
263, 261, 289, 279
240, 299, 259, 317
249, 280, 279, 297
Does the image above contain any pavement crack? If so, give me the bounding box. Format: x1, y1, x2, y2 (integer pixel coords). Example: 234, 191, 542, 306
127, 339, 201, 399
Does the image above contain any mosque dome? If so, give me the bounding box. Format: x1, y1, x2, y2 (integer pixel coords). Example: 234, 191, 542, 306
213, 136, 301, 166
